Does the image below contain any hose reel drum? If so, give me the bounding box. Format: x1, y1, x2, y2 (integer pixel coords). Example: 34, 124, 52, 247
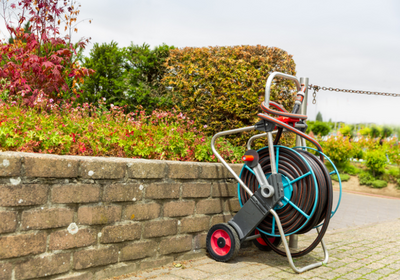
206, 72, 342, 273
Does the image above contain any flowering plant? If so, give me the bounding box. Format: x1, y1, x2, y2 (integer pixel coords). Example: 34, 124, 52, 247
0, 100, 244, 163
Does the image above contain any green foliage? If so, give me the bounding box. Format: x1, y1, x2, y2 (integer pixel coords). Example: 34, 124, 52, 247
382, 166, 400, 183
331, 173, 350, 182
358, 171, 374, 186
393, 127, 400, 138
386, 142, 400, 167
0, 79, 10, 102
359, 127, 371, 137
0, 101, 244, 163
343, 164, 361, 175
357, 136, 378, 150
321, 135, 353, 168
79, 41, 128, 107
387, 167, 400, 178
316, 111, 323, 122
364, 148, 387, 176
124, 43, 175, 113
339, 125, 353, 137
306, 120, 314, 134
351, 141, 364, 160
371, 180, 388, 188
324, 161, 334, 173
80, 42, 175, 113
370, 126, 382, 138
162, 45, 297, 146
310, 121, 331, 136
381, 126, 393, 138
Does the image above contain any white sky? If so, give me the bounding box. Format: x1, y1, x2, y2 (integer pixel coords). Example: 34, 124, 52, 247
2, 0, 400, 125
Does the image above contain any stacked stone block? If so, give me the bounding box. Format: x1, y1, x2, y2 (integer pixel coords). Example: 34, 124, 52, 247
0, 152, 242, 280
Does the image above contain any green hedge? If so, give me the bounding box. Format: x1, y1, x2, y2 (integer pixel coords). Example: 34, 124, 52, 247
163, 45, 297, 147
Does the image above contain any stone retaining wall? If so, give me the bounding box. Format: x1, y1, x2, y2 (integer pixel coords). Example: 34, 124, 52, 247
0, 152, 242, 280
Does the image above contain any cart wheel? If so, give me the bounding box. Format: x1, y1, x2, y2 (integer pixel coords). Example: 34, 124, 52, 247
206, 223, 240, 262
260, 230, 282, 248
252, 229, 282, 251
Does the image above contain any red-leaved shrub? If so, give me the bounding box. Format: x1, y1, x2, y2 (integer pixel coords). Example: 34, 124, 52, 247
0, 0, 93, 107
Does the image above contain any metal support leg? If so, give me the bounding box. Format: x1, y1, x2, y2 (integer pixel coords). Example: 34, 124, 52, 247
267, 132, 277, 174
296, 77, 309, 147
289, 235, 298, 249
269, 209, 329, 274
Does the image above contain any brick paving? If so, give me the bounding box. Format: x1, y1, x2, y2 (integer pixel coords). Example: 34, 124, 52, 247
115, 191, 400, 280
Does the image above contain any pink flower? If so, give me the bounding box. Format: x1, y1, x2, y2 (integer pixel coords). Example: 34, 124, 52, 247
203, 125, 207, 128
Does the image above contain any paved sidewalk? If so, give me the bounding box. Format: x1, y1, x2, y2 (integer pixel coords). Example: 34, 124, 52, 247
113, 191, 400, 280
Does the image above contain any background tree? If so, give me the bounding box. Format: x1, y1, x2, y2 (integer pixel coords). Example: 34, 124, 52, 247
370, 126, 382, 138
310, 121, 331, 136
316, 111, 323, 122
79, 42, 175, 112
79, 41, 127, 106
124, 43, 175, 113
381, 126, 393, 138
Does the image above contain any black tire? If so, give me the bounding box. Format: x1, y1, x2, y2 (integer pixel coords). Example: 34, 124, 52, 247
206, 223, 240, 262
252, 229, 282, 251
261, 232, 282, 248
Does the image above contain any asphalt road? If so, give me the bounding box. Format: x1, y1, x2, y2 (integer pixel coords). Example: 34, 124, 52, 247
329, 190, 400, 230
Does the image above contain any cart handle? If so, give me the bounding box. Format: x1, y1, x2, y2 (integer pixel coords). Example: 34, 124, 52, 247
264, 72, 301, 105
263, 72, 306, 119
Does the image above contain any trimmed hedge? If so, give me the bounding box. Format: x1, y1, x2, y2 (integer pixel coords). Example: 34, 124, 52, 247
163, 45, 297, 147
372, 180, 388, 188
331, 173, 351, 182
359, 172, 374, 186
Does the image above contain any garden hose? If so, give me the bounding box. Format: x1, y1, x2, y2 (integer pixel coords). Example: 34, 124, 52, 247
239, 146, 333, 257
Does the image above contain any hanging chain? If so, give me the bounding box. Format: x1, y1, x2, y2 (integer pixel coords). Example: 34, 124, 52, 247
308, 84, 400, 104
312, 87, 318, 104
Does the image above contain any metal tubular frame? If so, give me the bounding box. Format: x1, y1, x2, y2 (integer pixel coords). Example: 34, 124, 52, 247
211, 126, 256, 197
264, 72, 301, 108
247, 131, 276, 151
270, 210, 329, 273
210, 72, 330, 274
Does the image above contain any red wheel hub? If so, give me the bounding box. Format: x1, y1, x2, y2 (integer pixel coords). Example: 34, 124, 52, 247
210, 229, 231, 256
255, 229, 275, 245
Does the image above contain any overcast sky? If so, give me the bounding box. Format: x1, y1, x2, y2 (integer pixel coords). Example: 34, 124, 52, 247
2, 0, 400, 125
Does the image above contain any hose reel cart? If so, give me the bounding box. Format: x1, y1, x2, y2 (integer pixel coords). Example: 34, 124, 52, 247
206, 72, 342, 273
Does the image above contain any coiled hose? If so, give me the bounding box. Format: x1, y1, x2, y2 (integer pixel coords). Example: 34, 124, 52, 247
239, 146, 333, 257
